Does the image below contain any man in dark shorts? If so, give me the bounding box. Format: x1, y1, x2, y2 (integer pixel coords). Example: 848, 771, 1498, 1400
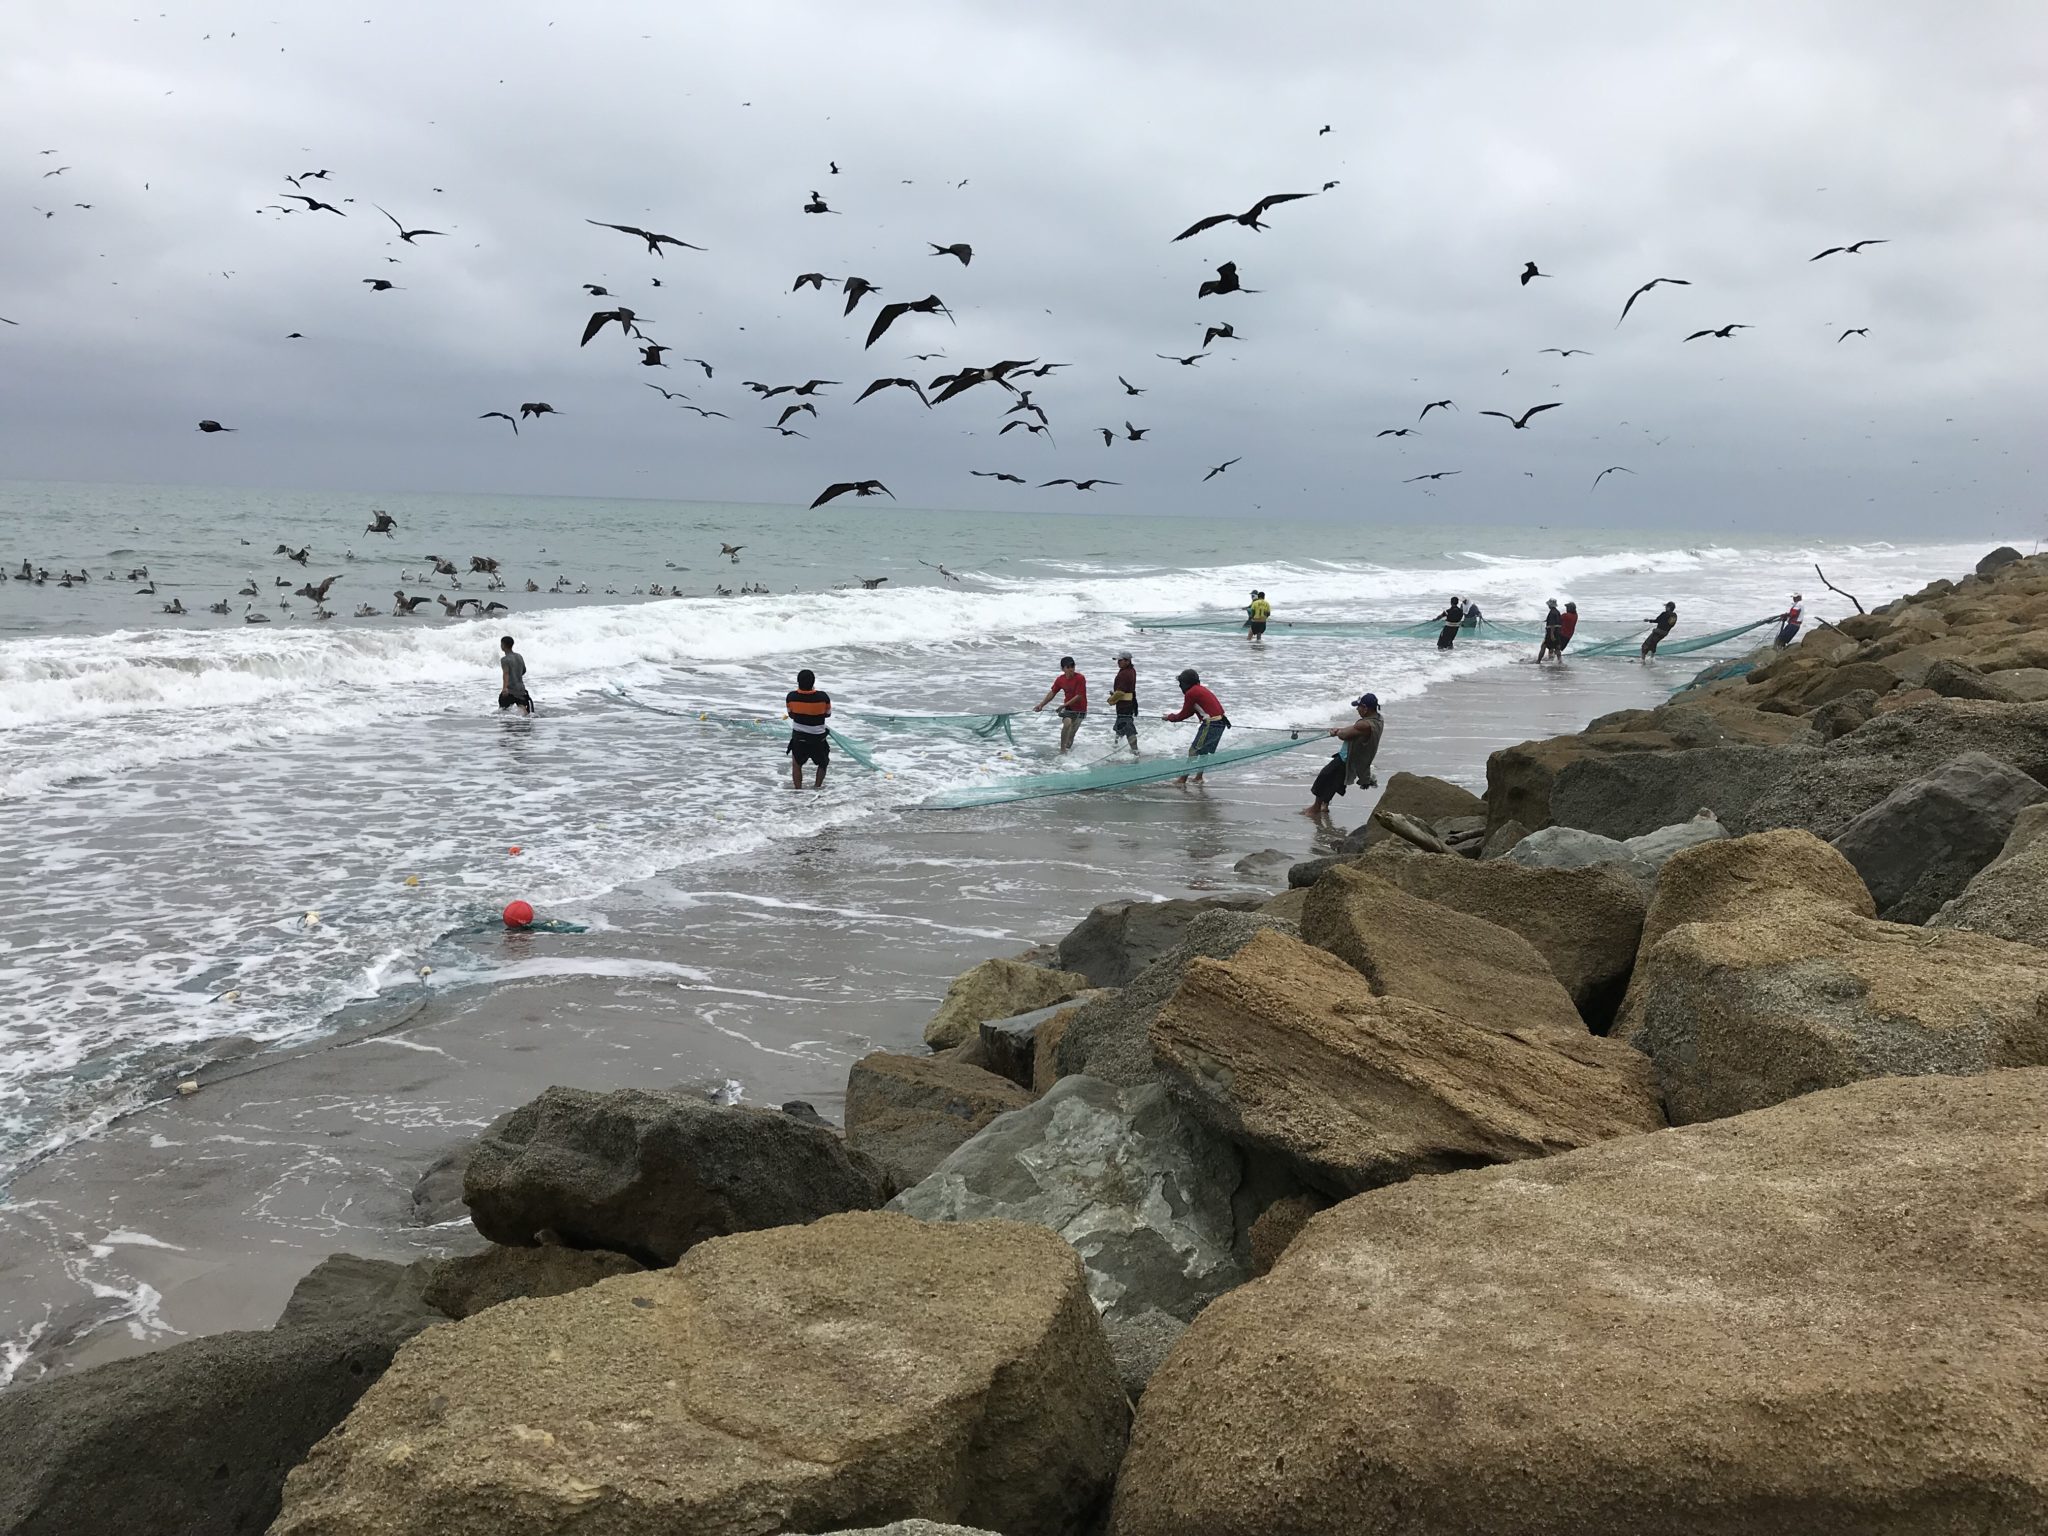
1033, 655, 1088, 752
1108, 650, 1140, 754
1557, 601, 1579, 657
1534, 599, 1563, 664
1774, 593, 1805, 648
786, 668, 831, 788
497, 635, 533, 714
1433, 596, 1466, 649
1640, 602, 1678, 661
1306, 692, 1383, 818
1164, 668, 1228, 786
1244, 590, 1271, 642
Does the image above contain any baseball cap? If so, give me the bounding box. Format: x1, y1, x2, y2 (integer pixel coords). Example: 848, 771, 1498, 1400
1353, 693, 1378, 709
1114, 649, 1132, 661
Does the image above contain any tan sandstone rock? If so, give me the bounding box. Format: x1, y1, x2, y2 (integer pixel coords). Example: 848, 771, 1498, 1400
1357, 848, 1645, 1027
1109, 1070, 2048, 1536
923, 956, 1091, 1050
1620, 901, 2048, 1124
1301, 864, 1588, 1041
1634, 828, 1876, 957
843, 1051, 1034, 1194
1148, 931, 1662, 1197
273, 1213, 1128, 1536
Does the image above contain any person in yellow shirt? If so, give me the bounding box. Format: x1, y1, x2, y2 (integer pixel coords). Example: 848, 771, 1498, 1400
1244, 589, 1272, 642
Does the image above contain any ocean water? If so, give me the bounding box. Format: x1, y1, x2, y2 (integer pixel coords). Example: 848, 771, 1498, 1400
0, 478, 2003, 1179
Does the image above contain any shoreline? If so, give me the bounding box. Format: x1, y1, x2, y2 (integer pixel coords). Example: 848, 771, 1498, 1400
0, 652, 1676, 1383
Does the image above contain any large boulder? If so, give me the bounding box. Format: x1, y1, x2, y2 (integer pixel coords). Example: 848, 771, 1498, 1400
1620, 899, 2048, 1124
421, 1243, 643, 1320
1300, 864, 1587, 1042
1504, 815, 1727, 886
273, 1213, 1129, 1536
974, 993, 1100, 1091
1109, 1071, 2048, 1536
1930, 836, 2048, 949
1977, 543, 2024, 576
1827, 751, 2046, 923
1148, 931, 1663, 1197
1634, 829, 1876, 958
1338, 771, 1484, 852
275, 1253, 445, 1334
924, 956, 1091, 1050
844, 1051, 1034, 1194
1740, 698, 2048, 840
0, 1324, 413, 1536
463, 1086, 886, 1265
1051, 908, 1300, 1088
1547, 744, 1807, 840
1356, 850, 1646, 1028
891, 1074, 1249, 1396
1054, 895, 1264, 989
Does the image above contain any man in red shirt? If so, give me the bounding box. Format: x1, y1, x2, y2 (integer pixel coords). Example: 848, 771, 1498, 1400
1033, 655, 1088, 752
1557, 601, 1579, 658
1162, 667, 1227, 786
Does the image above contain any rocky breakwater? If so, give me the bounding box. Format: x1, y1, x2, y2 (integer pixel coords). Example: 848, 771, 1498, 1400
5, 547, 2045, 1536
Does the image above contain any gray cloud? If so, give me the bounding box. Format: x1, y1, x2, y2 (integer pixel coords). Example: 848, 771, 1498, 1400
0, 0, 2042, 534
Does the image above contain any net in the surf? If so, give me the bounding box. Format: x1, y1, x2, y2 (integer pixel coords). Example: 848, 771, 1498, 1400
605, 686, 880, 769
1570, 615, 1780, 659
1126, 615, 1545, 642
852, 710, 1018, 745
924, 730, 1322, 810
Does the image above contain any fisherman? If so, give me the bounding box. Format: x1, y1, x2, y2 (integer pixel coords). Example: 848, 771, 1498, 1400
1535, 599, 1564, 664
1462, 598, 1484, 630
1640, 601, 1678, 661
1432, 596, 1467, 650
1108, 650, 1140, 754
1244, 589, 1271, 643
1774, 593, 1805, 648
1163, 668, 1228, 786
1033, 655, 1088, 752
785, 667, 832, 788
497, 634, 533, 714
1557, 601, 1579, 657
1305, 692, 1383, 819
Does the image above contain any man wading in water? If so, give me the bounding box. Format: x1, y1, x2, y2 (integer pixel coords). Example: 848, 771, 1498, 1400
1108, 650, 1140, 754
1163, 668, 1228, 787
497, 635, 533, 714
1033, 655, 1088, 752
1305, 692, 1382, 819
785, 668, 831, 789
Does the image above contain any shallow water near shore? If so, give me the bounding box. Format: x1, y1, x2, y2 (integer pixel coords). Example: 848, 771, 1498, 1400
0, 479, 2005, 1383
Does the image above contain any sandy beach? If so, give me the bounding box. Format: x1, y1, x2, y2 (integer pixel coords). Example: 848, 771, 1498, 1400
0, 656, 1673, 1382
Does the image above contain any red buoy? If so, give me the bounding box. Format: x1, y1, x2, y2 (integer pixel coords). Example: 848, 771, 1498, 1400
503, 899, 535, 929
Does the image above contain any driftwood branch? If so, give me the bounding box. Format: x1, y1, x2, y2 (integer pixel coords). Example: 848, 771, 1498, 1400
1813, 562, 1865, 615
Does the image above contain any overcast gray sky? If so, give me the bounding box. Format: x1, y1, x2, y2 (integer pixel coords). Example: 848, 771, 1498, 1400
2, 0, 2043, 533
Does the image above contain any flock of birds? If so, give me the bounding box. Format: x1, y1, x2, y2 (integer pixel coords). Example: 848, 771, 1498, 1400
8, 122, 1899, 624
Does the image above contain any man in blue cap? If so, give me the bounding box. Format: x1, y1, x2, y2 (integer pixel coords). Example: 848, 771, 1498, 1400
1304, 692, 1383, 819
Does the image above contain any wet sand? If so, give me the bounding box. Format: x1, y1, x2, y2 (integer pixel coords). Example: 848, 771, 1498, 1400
0, 656, 1674, 1384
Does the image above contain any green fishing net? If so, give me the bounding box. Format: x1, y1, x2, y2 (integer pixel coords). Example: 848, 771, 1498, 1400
923, 731, 1323, 809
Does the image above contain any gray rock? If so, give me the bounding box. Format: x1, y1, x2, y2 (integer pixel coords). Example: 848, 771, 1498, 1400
408, 1140, 472, 1227
1744, 699, 2048, 841
1504, 825, 1635, 872
977, 996, 1098, 1091
1106, 1306, 1188, 1401
1621, 814, 1730, 868
1548, 744, 1806, 840
1992, 803, 2048, 867
891, 1075, 1248, 1396
1829, 752, 2047, 923
464, 1085, 887, 1265
1810, 689, 1881, 742
1053, 910, 1301, 1087
1990, 668, 2048, 704
1924, 659, 2023, 703
1286, 854, 1348, 888
1977, 544, 2023, 576
422, 1243, 644, 1319
1479, 819, 1529, 858
0, 1324, 409, 1536
274, 1253, 444, 1334
780, 1100, 827, 1126
1930, 843, 2048, 948
782, 1524, 1002, 1536
844, 1052, 1034, 1195
1230, 848, 1293, 879
1054, 894, 1264, 988
1339, 772, 1487, 853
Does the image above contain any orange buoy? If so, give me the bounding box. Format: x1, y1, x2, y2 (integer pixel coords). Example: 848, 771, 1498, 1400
503, 899, 535, 928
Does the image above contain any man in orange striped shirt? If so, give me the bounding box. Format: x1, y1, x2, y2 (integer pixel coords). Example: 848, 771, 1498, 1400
786, 668, 832, 789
